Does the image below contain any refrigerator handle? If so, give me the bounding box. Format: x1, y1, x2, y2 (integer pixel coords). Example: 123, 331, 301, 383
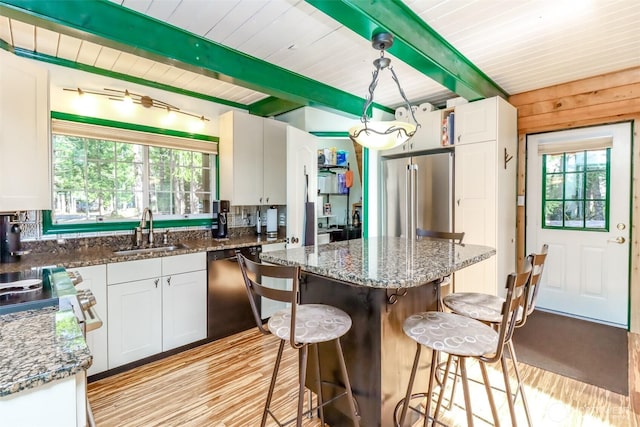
405, 164, 411, 239
408, 163, 418, 241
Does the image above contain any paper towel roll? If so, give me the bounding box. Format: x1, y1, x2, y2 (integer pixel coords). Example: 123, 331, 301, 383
266, 208, 278, 236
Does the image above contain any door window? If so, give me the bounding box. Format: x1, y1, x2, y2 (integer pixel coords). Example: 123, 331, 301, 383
542, 149, 610, 230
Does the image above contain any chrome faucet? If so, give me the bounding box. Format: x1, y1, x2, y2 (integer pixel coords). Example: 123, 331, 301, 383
140, 208, 154, 245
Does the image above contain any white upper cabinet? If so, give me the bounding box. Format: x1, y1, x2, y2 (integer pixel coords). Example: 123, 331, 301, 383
0, 50, 51, 211
219, 110, 287, 205
383, 108, 445, 155
453, 97, 499, 145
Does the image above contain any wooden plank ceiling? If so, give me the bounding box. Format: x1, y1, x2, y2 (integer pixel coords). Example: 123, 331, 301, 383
0, 0, 639, 118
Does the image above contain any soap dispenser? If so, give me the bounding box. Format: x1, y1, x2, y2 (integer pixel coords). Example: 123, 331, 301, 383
256, 208, 262, 235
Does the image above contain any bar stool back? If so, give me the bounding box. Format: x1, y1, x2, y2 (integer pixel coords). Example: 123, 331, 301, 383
442, 244, 548, 426
416, 229, 465, 309
396, 260, 532, 427
237, 253, 360, 427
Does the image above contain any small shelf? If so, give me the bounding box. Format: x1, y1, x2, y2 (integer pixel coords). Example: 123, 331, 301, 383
318, 163, 350, 174
318, 214, 336, 219
318, 192, 349, 196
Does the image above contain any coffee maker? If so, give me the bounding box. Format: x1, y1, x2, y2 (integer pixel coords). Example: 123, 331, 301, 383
212, 200, 230, 239
0, 213, 24, 263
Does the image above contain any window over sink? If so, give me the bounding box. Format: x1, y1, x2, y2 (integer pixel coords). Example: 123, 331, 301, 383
44, 112, 218, 234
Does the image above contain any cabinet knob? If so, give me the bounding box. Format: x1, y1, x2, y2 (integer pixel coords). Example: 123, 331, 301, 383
167, 276, 172, 286
266, 197, 269, 203
259, 197, 263, 204
154, 278, 159, 288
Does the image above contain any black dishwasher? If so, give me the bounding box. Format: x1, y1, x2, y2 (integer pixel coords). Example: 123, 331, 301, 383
207, 246, 261, 340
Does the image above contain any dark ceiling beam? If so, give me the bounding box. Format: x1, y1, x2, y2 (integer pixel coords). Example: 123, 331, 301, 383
0, 0, 365, 117
306, 0, 508, 101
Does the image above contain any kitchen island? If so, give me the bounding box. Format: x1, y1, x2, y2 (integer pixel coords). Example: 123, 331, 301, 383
0, 308, 92, 426
261, 237, 495, 427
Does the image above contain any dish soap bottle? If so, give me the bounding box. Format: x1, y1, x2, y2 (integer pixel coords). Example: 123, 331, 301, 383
256, 208, 262, 235
352, 209, 360, 227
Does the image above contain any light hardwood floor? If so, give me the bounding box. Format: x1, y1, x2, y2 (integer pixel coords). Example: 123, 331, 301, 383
88, 330, 640, 426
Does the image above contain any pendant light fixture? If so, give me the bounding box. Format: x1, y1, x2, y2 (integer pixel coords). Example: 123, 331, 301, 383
349, 32, 420, 150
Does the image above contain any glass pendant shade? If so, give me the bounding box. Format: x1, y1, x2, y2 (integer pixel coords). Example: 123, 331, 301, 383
350, 32, 420, 151
349, 121, 417, 150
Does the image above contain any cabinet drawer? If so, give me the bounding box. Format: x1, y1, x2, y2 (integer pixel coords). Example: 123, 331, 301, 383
107, 258, 161, 285
162, 252, 206, 276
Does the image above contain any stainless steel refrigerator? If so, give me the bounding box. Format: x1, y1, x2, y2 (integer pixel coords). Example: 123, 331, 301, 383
380, 150, 454, 237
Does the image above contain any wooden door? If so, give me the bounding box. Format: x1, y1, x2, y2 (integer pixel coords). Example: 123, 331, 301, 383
526, 122, 631, 327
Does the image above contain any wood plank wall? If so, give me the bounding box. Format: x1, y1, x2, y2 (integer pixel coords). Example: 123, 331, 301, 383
509, 66, 640, 333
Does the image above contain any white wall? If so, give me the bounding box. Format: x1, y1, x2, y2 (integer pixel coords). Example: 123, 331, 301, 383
277, 106, 368, 227
45, 62, 244, 136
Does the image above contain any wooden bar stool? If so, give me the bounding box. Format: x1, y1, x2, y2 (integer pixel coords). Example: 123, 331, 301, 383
442, 245, 548, 426
395, 261, 531, 427
237, 253, 360, 427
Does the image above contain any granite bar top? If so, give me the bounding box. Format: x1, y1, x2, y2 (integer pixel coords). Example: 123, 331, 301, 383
0, 234, 286, 274
260, 237, 495, 289
0, 308, 92, 397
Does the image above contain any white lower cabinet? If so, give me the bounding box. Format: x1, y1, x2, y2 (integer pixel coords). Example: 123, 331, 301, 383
107, 253, 206, 369
73, 265, 108, 376
107, 275, 163, 368
162, 269, 207, 351
0, 373, 86, 427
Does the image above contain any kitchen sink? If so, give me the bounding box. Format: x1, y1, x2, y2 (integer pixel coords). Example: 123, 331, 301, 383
112, 243, 190, 256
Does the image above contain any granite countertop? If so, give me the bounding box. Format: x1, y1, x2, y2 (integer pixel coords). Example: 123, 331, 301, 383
0, 308, 92, 397
260, 237, 495, 289
0, 234, 286, 274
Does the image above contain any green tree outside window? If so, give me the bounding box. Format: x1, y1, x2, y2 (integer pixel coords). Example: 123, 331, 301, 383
542, 149, 610, 230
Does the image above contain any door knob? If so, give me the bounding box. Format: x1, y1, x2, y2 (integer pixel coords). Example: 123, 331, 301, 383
607, 236, 625, 244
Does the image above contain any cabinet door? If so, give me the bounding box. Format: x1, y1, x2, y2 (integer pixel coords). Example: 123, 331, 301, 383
454, 141, 497, 295
107, 257, 160, 284
162, 270, 207, 351
454, 97, 497, 145
0, 50, 51, 211
409, 109, 444, 152
219, 111, 264, 205
73, 265, 108, 376
162, 252, 206, 276
108, 278, 162, 368
263, 119, 287, 205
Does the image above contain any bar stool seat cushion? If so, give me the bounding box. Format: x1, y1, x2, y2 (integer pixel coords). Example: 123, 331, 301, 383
268, 303, 352, 344
403, 311, 498, 357
443, 293, 524, 323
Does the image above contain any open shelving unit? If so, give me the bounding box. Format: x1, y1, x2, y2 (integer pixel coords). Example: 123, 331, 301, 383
317, 163, 350, 230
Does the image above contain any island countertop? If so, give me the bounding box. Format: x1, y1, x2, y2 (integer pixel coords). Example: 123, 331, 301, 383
0, 308, 92, 396
260, 237, 495, 288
